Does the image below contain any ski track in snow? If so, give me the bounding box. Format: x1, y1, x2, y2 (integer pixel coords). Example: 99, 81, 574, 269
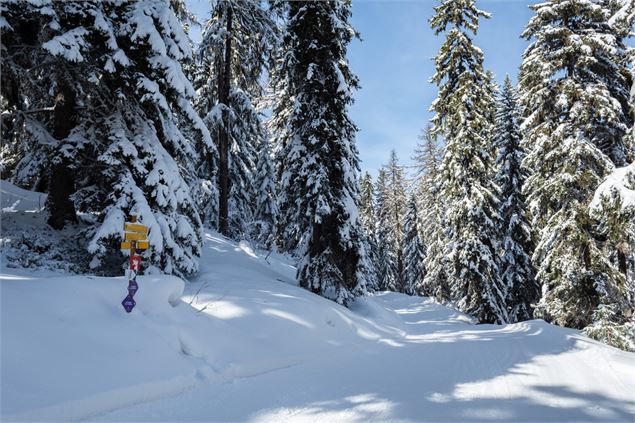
1, 186, 634, 422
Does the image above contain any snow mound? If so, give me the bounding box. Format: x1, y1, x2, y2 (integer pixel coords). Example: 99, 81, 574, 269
0, 180, 46, 212
1, 274, 193, 422
1, 210, 89, 273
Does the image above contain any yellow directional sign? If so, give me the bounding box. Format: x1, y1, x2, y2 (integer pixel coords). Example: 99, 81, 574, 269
121, 240, 149, 250
125, 232, 147, 241
125, 223, 149, 235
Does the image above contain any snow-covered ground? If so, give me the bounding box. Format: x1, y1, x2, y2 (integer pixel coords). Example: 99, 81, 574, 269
1, 184, 634, 422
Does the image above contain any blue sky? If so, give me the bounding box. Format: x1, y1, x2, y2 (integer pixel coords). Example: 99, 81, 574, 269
348, 0, 539, 177
186, 0, 539, 177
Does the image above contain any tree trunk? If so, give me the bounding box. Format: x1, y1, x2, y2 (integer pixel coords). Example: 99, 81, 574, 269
47, 79, 77, 229
217, 8, 232, 236
617, 249, 628, 279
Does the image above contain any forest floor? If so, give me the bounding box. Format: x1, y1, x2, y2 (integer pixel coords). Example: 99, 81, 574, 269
1, 181, 634, 422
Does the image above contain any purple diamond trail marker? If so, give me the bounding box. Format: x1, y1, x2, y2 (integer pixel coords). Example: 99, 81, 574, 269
122, 295, 136, 313
128, 279, 139, 296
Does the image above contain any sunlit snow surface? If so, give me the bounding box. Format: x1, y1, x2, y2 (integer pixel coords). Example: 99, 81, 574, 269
1, 183, 634, 422
591, 161, 635, 211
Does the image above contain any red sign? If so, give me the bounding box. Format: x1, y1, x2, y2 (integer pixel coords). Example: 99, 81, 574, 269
130, 255, 141, 271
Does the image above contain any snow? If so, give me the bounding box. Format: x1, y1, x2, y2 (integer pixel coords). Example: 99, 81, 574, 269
590, 161, 635, 211
0, 180, 46, 212
42, 27, 89, 62
1, 183, 635, 422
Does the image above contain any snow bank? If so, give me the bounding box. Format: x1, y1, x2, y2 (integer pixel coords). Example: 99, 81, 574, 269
0, 180, 46, 212
1, 274, 197, 421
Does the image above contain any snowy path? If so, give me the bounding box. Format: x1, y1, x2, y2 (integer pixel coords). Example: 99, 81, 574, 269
2, 229, 634, 422
88, 234, 634, 422
88, 300, 634, 422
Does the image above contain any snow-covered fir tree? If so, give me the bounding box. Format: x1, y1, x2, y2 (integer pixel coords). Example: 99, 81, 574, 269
483, 70, 500, 158
587, 167, 635, 351
251, 136, 278, 249
86, 1, 210, 277
583, 0, 635, 350
520, 0, 632, 330
402, 195, 426, 295
267, 10, 293, 250
608, 0, 635, 34
374, 168, 397, 291
193, 0, 277, 238
359, 171, 380, 290
359, 172, 376, 237
382, 150, 407, 292
274, 0, 370, 304
1, 0, 92, 229
1, 1, 211, 277
414, 126, 448, 300
494, 76, 538, 322
607, 0, 635, 161
430, 0, 507, 323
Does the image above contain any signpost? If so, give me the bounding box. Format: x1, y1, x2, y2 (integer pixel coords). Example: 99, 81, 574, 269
120, 215, 149, 313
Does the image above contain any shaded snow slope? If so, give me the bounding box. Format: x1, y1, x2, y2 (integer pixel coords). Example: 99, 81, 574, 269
0, 181, 89, 273
2, 223, 634, 421
0, 180, 46, 212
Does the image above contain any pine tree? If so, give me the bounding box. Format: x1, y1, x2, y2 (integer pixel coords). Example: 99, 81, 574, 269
607, 0, 635, 162
359, 172, 376, 236
193, 0, 277, 237
483, 70, 500, 159
587, 162, 635, 350
430, 0, 507, 323
608, 0, 635, 35
91, 1, 210, 276
2, 1, 211, 276
383, 150, 407, 292
251, 136, 278, 249
374, 168, 397, 291
414, 126, 448, 300
402, 195, 426, 295
1, 0, 87, 228
275, 0, 369, 304
494, 76, 538, 322
359, 171, 379, 290
520, 0, 631, 328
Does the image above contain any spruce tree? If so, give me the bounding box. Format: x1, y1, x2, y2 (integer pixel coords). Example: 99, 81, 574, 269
359, 172, 376, 237
587, 161, 635, 350
251, 136, 278, 249
414, 126, 448, 300
483, 70, 500, 159
607, 0, 635, 162
374, 168, 397, 291
1, 0, 88, 228
494, 76, 538, 322
402, 195, 426, 295
275, 0, 369, 304
384, 150, 407, 292
520, 0, 631, 328
90, 1, 210, 276
2, 1, 211, 276
430, 0, 507, 323
359, 171, 380, 290
193, 0, 277, 237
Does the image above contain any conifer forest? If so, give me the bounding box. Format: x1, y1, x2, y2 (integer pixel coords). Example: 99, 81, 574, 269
1, 1, 635, 421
